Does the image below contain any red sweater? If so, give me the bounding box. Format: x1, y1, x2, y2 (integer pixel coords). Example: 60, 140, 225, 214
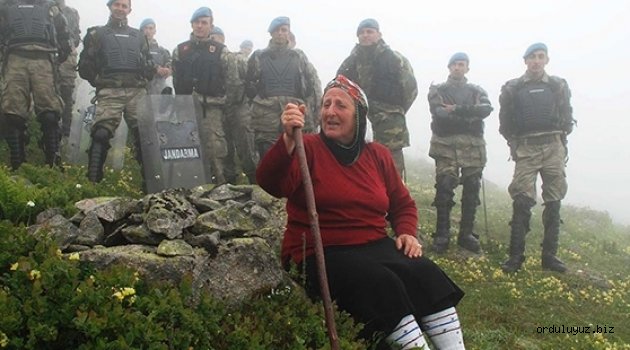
256, 134, 418, 264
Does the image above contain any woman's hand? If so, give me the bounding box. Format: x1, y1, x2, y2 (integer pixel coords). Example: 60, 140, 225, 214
396, 234, 423, 258
281, 103, 306, 154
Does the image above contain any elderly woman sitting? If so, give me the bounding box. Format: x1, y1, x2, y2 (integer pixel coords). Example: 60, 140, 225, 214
257, 75, 466, 349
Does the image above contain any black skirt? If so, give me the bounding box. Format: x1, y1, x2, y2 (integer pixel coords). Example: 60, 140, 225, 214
304, 237, 464, 337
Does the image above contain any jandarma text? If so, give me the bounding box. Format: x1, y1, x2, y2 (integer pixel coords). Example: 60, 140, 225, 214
536, 325, 614, 335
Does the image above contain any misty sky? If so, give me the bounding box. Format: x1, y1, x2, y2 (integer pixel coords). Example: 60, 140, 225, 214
69, 0, 630, 224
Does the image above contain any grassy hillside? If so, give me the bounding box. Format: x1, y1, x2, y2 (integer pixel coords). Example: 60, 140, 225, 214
0, 152, 628, 349
406, 156, 630, 349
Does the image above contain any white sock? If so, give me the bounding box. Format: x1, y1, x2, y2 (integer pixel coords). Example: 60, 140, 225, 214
386, 314, 428, 350
420, 307, 465, 350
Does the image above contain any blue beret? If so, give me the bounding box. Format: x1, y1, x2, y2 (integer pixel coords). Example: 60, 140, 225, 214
268, 16, 290, 33
139, 18, 155, 30
240, 40, 253, 49
106, 0, 130, 6
210, 26, 224, 36
523, 42, 547, 58
356, 18, 379, 35
448, 52, 469, 67
190, 7, 212, 23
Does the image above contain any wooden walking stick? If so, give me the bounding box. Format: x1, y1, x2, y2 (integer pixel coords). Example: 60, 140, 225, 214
293, 127, 340, 350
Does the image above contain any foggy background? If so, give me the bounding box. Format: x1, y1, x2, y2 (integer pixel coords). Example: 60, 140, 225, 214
69, 0, 630, 225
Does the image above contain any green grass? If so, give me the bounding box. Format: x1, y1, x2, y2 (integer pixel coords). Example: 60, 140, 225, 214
0, 149, 628, 349
406, 157, 630, 349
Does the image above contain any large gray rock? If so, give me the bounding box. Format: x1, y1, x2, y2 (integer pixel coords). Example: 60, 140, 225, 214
75, 238, 290, 304
28, 214, 79, 250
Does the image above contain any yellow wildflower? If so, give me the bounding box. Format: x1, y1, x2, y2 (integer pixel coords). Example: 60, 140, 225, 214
68, 252, 80, 261
112, 291, 124, 302
29, 270, 41, 281
10, 262, 18, 271
0, 331, 8, 348
121, 287, 136, 297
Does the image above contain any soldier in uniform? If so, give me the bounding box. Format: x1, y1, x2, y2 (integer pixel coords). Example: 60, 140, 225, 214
427, 52, 493, 254
245, 16, 321, 160
55, 0, 80, 137
0, 0, 71, 169
220, 33, 258, 184
499, 43, 575, 273
77, 0, 154, 183
172, 7, 231, 184
338, 18, 417, 179
140, 18, 171, 95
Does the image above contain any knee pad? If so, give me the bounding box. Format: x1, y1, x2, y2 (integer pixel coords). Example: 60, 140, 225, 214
92, 127, 112, 143
5, 114, 26, 130
513, 194, 536, 211
434, 175, 458, 208
38, 112, 60, 127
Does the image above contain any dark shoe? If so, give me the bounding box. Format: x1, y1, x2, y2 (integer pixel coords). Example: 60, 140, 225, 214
87, 127, 112, 183
457, 233, 481, 253
502, 255, 525, 273
38, 112, 62, 167
431, 236, 450, 254
4, 114, 27, 170
542, 255, 567, 273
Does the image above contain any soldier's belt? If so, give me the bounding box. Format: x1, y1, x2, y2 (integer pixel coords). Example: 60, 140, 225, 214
519, 134, 561, 146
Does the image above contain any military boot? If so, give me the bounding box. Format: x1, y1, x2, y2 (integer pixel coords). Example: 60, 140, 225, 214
38, 112, 62, 167
457, 174, 482, 253
87, 127, 112, 183
541, 201, 567, 272
502, 195, 535, 273
431, 175, 458, 254
129, 127, 148, 193
4, 114, 27, 170
60, 85, 75, 137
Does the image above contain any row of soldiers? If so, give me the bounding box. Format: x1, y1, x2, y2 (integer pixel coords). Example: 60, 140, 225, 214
1, 0, 574, 274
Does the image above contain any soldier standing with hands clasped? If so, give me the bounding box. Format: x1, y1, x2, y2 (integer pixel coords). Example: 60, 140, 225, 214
428, 52, 493, 254
337, 18, 417, 179
499, 43, 575, 273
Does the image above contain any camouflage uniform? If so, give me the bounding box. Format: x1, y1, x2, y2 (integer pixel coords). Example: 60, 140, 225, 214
0, 0, 71, 169
146, 38, 171, 95
223, 50, 258, 183
245, 40, 321, 160
428, 76, 492, 253
172, 34, 232, 184
78, 16, 154, 183
56, 0, 80, 137
338, 40, 417, 177
499, 71, 574, 272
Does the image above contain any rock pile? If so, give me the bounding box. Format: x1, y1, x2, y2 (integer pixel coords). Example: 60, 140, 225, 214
29, 184, 290, 304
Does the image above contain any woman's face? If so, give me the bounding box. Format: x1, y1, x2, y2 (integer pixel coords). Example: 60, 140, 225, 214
321, 87, 356, 145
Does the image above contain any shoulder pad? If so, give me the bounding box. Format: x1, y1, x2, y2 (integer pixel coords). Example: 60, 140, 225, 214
548, 75, 568, 86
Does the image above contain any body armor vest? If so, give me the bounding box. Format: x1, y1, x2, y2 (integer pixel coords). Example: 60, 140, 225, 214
258, 49, 301, 98
148, 41, 168, 67
432, 83, 484, 137
6, 2, 55, 48
174, 40, 225, 97
513, 81, 559, 135
345, 48, 404, 106
368, 49, 404, 106
97, 26, 144, 75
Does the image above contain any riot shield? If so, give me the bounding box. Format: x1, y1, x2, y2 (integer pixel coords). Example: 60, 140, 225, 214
65, 84, 127, 170
137, 94, 207, 193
